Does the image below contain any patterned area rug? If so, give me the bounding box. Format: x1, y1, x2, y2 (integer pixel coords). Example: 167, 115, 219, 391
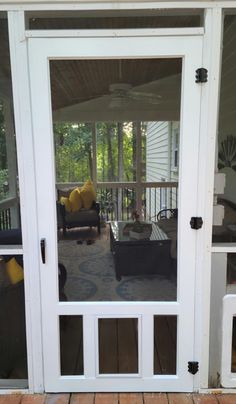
58, 229, 176, 302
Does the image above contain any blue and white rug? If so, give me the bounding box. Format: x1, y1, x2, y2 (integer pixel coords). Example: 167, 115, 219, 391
58, 234, 176, 302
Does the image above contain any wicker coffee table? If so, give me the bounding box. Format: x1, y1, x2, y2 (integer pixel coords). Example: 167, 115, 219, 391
110, 221, 172, 281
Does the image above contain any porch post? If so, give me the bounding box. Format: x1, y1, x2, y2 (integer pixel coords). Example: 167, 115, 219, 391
3, 98, 19, 228
8, 10, 44, 393
92, 122, 97, 187
195, 7, 223, 390
136, 121, 142, 218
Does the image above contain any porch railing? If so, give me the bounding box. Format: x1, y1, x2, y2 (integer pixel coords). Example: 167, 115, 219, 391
56, 181, 178, 222
0, 183, 178, 232
0, 197, 19, 230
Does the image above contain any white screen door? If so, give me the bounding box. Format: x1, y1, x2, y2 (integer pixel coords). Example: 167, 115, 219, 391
28, 32, 203, 392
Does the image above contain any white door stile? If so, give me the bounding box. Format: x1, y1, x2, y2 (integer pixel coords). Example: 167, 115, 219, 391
28, 33, 203, 392
194, 8, 223, 390
141, 313, 154, 379
175, 43, 202, 387
28, 42, 60, 390
83, 315, 97, 379
7, 10, 45, 393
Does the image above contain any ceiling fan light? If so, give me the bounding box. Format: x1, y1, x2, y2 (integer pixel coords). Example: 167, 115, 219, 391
109, 83, 131, 93
109, 96, 129, 109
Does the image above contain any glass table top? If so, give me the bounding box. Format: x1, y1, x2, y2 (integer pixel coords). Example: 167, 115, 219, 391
110, 221, 169, 243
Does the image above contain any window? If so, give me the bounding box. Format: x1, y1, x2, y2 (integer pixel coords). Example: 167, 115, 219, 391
172, 124, 179, 171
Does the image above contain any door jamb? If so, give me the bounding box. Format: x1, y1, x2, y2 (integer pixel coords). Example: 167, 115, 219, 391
7, 7, 223, 393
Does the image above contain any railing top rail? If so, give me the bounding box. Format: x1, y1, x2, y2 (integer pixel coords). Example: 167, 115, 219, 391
0, 196, 18, 210
56, 181, 178, 189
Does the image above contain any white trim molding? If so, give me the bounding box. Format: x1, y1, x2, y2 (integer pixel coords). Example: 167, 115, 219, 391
0, 1, 235, 11
194, 7, 223, 390
8, 10, 44, 393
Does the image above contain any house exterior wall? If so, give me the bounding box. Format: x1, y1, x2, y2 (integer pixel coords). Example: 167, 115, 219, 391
146, 121, 169, 218
146, 121, 179, 218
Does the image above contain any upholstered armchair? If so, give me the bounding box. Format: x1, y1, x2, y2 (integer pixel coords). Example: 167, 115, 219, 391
57, 188, 101, 236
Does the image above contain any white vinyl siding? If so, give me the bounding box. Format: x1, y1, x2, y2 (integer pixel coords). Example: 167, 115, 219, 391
146, 121, 170, 219
146, 121, 179, 219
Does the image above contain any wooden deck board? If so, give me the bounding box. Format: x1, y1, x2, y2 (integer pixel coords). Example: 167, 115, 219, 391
166, 316, 177, 347
192, 395, 219, 404
99, 318, 118, 374
154, 325, 162, 375
60, 316, 83, 376
118, 318, 138, 374
1, 393, 236, 402
0, 396, 22, 404
74, 316, 84, 375
217, 394, 236, 404
70, 393, 94, 404
144, 392, 168, 403
154, 316, 176, 375
95, 393, 118, 404
168, 393, 194, 404
21, 395, 46, 404
45, 394, 70, 404
119, 393, 144, 404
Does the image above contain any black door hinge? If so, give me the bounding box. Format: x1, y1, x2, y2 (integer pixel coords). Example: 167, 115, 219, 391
195, 68, 208, 83
188, 361, 199, 375
190, 217, 203, 230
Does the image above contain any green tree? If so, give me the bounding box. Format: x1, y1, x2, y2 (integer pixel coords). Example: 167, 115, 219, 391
0, 100, 8, 200
54, 122, 92, 183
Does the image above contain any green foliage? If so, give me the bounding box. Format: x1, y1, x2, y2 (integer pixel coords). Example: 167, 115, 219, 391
54, 121, 145, 184
54, 122, 93, 182
0, 169, 9, 200
0, 101, 9, 201
0, 101, 7, 170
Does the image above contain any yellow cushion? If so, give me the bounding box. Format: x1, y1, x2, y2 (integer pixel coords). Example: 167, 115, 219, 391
6, 258, 24, 284
69, 188, 83, 212
80, 180, 96, 209
60, 196, 72, 213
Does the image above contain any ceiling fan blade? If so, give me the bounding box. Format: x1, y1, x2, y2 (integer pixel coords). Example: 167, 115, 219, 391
127, 91, 162, 104
129, 90, 162, 99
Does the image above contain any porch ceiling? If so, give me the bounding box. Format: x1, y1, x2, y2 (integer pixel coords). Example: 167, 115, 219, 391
53, 73, 182, 122
50, 59, 182, 112
1, 14, 236, 123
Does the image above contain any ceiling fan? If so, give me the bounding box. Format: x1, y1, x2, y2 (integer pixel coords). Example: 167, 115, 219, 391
108, 82, 162, 108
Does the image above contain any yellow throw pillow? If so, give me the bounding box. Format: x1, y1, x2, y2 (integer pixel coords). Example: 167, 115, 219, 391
6, 258, 24, 284
80, 180, 96, 209
69, 187, 83, 212
60, 196, 72, 213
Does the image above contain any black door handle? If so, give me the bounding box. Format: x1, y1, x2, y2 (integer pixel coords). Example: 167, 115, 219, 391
40, 238, 46, 264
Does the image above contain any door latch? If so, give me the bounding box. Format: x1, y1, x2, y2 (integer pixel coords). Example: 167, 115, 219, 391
40, 238, 46, 264
190, 217, 203, 230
